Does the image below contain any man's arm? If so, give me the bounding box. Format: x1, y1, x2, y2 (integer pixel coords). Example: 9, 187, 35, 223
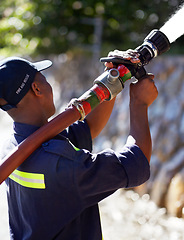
85, 97, 116, 140
127, 74, 158, 162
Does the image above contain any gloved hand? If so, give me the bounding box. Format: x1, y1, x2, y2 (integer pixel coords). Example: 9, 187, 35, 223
108, 49, 140, 62
101, 49, 141, 69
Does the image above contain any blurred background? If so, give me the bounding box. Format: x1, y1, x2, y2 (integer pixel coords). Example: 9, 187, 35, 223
0, 0, 184, 239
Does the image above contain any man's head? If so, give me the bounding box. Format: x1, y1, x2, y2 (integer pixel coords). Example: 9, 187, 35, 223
0, 57, 55, 126
0, 57, 52, 111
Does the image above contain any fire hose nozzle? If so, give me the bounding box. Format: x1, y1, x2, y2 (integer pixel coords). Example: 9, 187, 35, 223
136, 29, 171, 65
94, 68, 123, 100
100, 29, 171, 80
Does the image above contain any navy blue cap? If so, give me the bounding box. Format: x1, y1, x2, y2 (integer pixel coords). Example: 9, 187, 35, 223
0, 57, 52, 111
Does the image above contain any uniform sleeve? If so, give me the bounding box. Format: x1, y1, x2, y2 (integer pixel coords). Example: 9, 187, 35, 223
61, 120, 92, 152
74, 143, 150, 207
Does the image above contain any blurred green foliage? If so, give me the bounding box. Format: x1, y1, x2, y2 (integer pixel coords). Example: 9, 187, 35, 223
0, 0, 183, 57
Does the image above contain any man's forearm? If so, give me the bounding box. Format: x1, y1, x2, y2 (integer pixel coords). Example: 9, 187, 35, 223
86, 98, 116, 140
127, 103, 152, 162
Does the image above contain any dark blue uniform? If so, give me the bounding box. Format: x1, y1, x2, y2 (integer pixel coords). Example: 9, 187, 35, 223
2, 121, 150, 240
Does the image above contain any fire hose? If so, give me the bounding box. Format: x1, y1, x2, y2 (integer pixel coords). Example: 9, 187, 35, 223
0, 29, 170, 185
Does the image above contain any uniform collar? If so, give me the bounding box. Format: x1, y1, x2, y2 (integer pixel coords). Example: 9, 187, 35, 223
13, 122, 40, 138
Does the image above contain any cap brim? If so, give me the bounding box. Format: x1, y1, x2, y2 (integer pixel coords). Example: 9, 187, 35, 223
33, 60, 52, 71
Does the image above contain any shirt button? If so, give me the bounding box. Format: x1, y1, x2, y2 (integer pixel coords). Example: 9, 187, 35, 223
42, 142, 49, 147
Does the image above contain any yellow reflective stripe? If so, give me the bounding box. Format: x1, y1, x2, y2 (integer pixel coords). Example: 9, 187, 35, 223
73, 146, 80, 151
69, 140, 80, 151
9, 169, 45, 189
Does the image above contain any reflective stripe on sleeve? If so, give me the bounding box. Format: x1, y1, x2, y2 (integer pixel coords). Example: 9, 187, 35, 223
73, 146, 80, 151
9, 169, 45, 189
69, 140, 80, 151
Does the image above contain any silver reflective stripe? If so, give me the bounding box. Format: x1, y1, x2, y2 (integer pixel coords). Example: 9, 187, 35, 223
9, 169, 45, 189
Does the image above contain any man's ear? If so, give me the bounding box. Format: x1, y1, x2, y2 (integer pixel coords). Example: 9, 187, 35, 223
31, 82, 42, 96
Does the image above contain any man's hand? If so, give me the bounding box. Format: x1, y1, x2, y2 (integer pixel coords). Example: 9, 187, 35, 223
105, 49, 140, 69
130, 74, 158, 107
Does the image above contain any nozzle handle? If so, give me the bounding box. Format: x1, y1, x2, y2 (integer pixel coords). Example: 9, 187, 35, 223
100, 57, 147, 80
134, 66, 147, 80
100, 56, 135, 66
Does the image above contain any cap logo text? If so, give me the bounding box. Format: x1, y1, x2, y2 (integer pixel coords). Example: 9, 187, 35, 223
16, 74, 29, 95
